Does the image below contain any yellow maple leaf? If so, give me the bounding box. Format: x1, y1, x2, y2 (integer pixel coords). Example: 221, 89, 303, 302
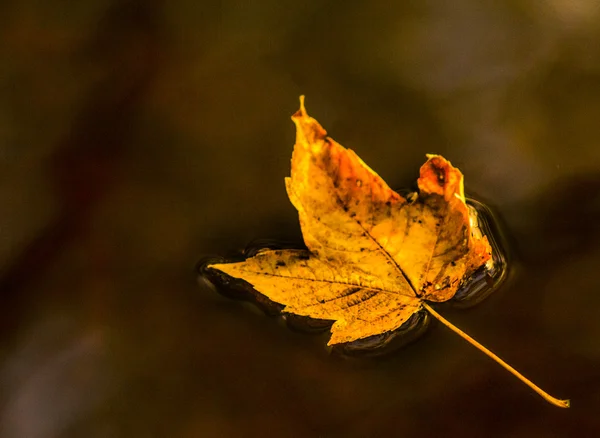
208, 96, 569, 408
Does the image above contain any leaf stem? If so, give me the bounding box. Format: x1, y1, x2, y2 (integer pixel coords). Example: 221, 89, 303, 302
422, 302, 570, 408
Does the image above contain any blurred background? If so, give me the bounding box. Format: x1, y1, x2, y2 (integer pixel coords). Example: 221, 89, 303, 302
1, 0, 600, 436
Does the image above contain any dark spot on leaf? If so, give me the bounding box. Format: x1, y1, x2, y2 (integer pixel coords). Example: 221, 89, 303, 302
385, 201, 392, 207
430, 164, 446, 186
276, 260, 286, 267
297, 253, 310, 261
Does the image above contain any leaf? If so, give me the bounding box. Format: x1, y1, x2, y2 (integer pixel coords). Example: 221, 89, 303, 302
212, 96, 490, 344
208, 96, 569, 408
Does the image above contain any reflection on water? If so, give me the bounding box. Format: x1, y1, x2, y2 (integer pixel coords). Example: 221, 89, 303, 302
451, 198, 509, 306
199, 196, 507, 357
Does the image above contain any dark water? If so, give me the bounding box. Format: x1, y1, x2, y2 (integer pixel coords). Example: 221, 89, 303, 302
1, 1, 600, 436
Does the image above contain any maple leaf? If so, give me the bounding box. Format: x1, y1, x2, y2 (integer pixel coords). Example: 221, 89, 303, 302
208, 97, 569, 408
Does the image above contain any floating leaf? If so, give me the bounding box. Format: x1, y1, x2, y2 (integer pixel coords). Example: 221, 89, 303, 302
207, 97, 569, 408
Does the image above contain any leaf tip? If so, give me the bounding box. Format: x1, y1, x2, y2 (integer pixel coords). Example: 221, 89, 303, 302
291, 96, 327, 145
292, 95, 308, 121
418, 155, 465, 201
